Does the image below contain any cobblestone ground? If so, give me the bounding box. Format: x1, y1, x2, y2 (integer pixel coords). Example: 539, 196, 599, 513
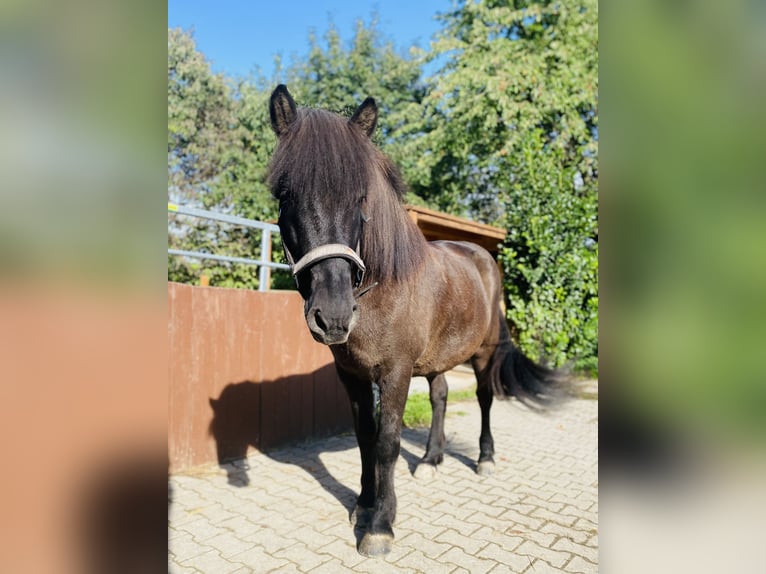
169, 392, 598, 573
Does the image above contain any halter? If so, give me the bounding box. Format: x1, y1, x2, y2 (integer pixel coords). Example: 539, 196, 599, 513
283, 210, 375, 296
284, 242, 366, 288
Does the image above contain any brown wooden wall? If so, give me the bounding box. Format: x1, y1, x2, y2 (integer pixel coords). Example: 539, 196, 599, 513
168, 282, 352, 473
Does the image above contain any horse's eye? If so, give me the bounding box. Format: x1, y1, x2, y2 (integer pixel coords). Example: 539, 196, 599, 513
360, 196, 370, 223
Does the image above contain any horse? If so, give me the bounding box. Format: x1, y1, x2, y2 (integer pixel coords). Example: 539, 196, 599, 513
267, 84, 564, 557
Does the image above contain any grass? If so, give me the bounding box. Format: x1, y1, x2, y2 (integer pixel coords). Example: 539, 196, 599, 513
402, 393, 432, 428
402, 384, 477, 429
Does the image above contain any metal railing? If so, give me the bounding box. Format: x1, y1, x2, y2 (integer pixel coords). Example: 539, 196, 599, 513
168, 203, 290, 291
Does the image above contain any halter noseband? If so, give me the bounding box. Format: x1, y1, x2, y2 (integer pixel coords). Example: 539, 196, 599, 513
283, 210, 370, 291
284, 243, 366, 289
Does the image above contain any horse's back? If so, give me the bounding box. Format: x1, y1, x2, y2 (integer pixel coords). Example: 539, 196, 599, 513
427, 240, 502, 301
411, 241, 501, 376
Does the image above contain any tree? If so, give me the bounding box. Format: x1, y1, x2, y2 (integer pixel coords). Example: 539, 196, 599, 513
168, 29, 279, 289
500, 130, 598, 373
167, 21, 427, 289
283, 17, 430, 206
409, 0, 598, 371
168, 28, 239, 200
165, 7, 599, 374
406, 0, 597, 221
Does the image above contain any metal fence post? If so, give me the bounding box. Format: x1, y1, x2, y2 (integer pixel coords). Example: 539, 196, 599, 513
259, 230, 271, 292
168, 203, 290, 289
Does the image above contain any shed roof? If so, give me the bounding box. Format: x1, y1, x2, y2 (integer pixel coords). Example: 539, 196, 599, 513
405, 205, 506, 255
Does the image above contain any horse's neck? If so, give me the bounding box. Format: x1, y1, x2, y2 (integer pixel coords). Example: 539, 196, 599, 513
364, 190, 428, 286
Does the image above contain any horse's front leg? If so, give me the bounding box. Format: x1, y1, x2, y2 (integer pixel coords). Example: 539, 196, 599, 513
338, 370, 377, 524
358, 367, 411, 557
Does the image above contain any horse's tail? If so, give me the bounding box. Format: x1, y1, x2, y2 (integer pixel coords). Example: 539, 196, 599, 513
483, 316, 567, 409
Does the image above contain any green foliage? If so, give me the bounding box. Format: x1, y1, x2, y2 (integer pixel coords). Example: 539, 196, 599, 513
283, 17, 431, 188
404, 0, 599, 374
166, 3, 599, 374
448, 386, 477, 403
168, 28, 239, 197
406, 0, 598, 223
501, 130, 598, 374
167, 30, 279, 289
402, 393, 432, 428
167, 22, 428, 289
403, 385, 478, 428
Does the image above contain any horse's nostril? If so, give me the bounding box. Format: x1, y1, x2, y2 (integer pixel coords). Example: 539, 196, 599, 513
313, 309, 328, 333
352, 304, 359, 313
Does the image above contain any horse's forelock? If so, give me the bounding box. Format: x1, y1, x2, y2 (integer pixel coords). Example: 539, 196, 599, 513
268, 106, 426, 283
269, 110, 370, 204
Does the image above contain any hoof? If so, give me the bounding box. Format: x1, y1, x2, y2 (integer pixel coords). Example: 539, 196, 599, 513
413, 462, 437, 480
358, 532, 393, 557
476, 460, 496, 476
350, 505, 373, 527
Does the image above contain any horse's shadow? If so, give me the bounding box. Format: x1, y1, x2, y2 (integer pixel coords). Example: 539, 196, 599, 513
208, 377, 478, 544
208, 376, 358, 514
400, 427, 478, 474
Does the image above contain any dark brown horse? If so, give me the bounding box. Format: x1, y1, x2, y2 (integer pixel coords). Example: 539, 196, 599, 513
267, 85, 563, 557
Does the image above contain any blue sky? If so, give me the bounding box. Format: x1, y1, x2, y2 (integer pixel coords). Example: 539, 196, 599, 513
168, 0, 453, 79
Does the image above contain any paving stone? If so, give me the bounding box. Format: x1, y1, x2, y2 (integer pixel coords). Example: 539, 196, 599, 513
236, 522, 296, 554
314, 539, 367, 569
496, 508, 546, 531
431, 512, 481, 535
585, 532, 598, 549
305, 560, 359, 574
486, 563, 521, 574
228, 545, 292, 571
539, 521, 591, 545
515, 539, 572, 569
564, 555, 598, 574
394, 549, 457, 574
439, 546, 496, 574
434, 527, 490, 556
552, 537, 598, 564
352, 554, 414, 574
170, 564, 204, 574
168, 530, 212, 562
273, 542, 331, 571
179, 549, 243, 574
511, 527, 557, 549
196, 502, 240, 526
525, 558, 566, 573
217, 514, 261, 536
397, 530, 454, 559
178, 517, 230, 543
477, 542, 534, 572
530, 506, 579, 527
199, 532, 252, 559
169, 391, 598, 573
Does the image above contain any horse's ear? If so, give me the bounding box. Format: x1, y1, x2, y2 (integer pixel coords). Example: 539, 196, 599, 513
269, 84, 297, 137
349, 97, 378, 138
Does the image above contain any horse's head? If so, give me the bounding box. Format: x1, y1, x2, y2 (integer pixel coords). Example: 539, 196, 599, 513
267, 85, 378, 345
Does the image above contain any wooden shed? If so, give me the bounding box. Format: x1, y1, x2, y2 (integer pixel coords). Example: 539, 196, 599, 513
405, 205, 506, 257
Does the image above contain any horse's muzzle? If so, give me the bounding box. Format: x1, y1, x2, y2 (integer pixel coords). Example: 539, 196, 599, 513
306, 302, 360, 345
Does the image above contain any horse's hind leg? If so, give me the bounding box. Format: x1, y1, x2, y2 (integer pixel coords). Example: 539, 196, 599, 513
414, 373, 448, 480
472, 348, 496, 476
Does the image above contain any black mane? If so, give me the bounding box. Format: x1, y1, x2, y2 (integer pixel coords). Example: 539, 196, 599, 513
267, 107, 426, 283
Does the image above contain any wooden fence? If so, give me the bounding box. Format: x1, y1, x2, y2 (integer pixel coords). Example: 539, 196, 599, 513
168, 282, 352, 472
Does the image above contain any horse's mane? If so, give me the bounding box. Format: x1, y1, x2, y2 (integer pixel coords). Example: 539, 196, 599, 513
268, 108, 427, 283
